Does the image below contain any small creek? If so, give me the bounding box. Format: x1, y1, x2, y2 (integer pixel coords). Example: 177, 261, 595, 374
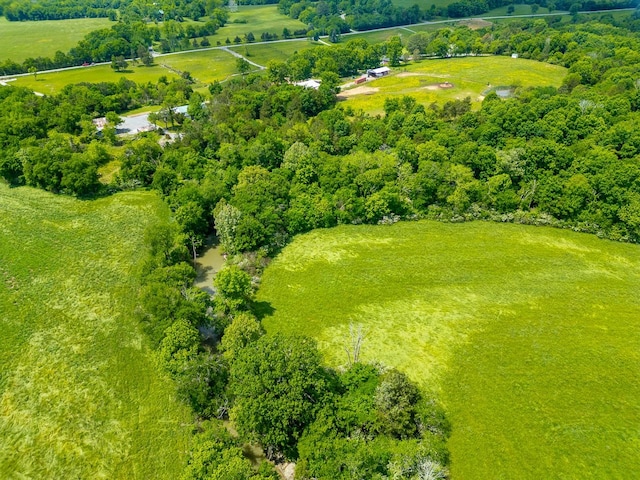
194, 235, 226, 294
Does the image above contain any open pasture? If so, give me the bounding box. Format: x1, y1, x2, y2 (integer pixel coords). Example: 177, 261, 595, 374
342, 27, 414, 44
11, 63, 178, 95
0, 16, 111, 63
0, 184, 191, 479
160, 48, 238, 84
340, 55, 566, 113
229, 39, 323, 65
257, 220, 640, 479
215, 5, 307, 42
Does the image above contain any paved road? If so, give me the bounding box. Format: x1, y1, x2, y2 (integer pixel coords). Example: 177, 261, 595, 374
0, 7, 634, 81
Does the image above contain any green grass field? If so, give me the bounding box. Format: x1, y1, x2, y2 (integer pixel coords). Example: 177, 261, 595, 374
11, 64, 178, 95
160, 48, 239, 84
342, 28, 414, 44
214, 5, 307, 42
230, 39, 323, 65
0, 184, 191, 478
0, 16, 112, 63
340, 55, 566, 113
256, 220, 640, 479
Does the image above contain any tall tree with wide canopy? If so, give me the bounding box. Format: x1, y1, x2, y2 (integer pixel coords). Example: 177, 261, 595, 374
228, 333, 334, 460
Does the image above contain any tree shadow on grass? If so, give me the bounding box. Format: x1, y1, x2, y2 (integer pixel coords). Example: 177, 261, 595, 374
253, 300, 275, 320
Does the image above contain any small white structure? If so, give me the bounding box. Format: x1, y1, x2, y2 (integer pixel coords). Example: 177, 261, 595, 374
367, 66, 391, 78
511, 53, 519, 59
173, 105, 189, 116
92, 117, 108, 131
294, 79, 322, 90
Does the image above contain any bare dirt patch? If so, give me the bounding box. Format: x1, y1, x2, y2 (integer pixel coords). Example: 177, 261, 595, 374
338, 85, 379, 98
460, 18, 493, 30
421, 82, 455, 90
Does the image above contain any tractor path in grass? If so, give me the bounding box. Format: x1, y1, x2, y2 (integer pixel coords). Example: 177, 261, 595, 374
221, 46, 266, 70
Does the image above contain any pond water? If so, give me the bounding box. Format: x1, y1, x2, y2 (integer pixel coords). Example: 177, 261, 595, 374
495, 88, 514, 98
194, 235, 226, 294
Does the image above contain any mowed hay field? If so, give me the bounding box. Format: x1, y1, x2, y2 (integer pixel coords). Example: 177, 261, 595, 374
12, 63, 179, 95
257, 221, 640, 479
341, 56, 567, 114
0, 16, 111, 63
0, 184, 191, 478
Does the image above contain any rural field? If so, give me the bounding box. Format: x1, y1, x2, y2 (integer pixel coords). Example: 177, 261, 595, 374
230, 39, 322, 65
340, 55, 567, 113
160, 48, 238, 85
211, 5, 307, 43
0, 184, 191, 478
342, 27, 415, 44
0, 16, 111, 63
257, 221, 640, 479
11, 64, 179, 95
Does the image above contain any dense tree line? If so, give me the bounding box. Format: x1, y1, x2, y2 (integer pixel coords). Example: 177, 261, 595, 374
1, 0, 121, 21
122, 18, 640, 247
0, 0, 227, 21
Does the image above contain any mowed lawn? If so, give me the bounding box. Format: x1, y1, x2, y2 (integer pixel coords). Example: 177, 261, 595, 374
12, 64, 178, 95
341, 55, 567, 113
0, 184, 191, 478
257, 221, 640, 479
0, 16, 111, 63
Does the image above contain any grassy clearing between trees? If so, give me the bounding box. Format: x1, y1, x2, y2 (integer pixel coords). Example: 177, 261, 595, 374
160, 48, 239, 85
342, 28, 415, 44
0, 184, 191, 479
0, 16, 112, 63
341, 55, 566, 113
12, 63, 179, 95
214, 5, 307, 43
230, 39, 323, 66
257, 220, 640, 479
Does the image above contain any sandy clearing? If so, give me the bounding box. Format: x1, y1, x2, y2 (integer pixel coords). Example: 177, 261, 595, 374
338, 86, 379, 97
460, 18, 493, 29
